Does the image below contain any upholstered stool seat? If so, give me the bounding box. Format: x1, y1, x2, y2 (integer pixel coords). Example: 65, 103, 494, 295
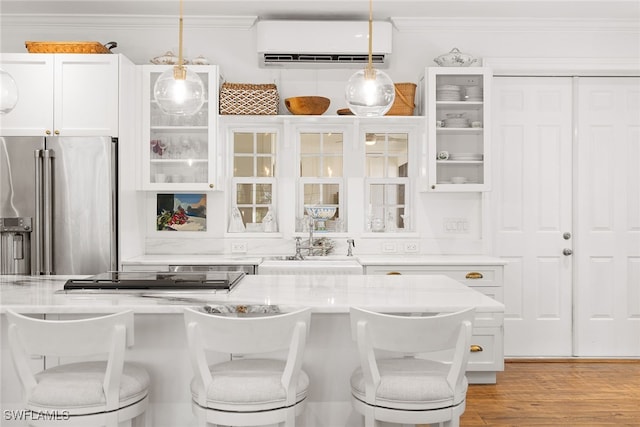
30, 361, 150, 415
190, 358, 309, 412
351, 358, 468, 411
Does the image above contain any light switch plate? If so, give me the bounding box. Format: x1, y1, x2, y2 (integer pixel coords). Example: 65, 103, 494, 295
231, 242, 248, 253
382, 242, 397, 253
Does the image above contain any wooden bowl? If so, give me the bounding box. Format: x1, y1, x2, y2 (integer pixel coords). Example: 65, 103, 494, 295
285, 96, 330, 115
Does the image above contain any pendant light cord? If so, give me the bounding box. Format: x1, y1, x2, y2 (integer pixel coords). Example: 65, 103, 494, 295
178, 0, 184, 67
365, 0, 375, 79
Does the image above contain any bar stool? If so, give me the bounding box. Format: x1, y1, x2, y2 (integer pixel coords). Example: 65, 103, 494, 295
183, 306, 311, 427
6, 310, 150, 426
349, 307, 475, 427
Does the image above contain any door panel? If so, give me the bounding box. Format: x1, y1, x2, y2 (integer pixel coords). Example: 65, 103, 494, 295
574, 77, 640, 356
492, 77, 573, 356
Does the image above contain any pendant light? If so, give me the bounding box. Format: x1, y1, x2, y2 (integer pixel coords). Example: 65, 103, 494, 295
154, 0, 205, 116
345, 0, 395, 117
0, 68, 19, 115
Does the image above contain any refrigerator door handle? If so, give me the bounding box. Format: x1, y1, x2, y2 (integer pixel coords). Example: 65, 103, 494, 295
110, 138, 118, 272
42, 149, 54, 275
34, 149, 43, 275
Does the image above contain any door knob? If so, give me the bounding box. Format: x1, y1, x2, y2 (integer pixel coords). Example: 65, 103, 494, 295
563, 232, 571, 240
563, 248, 573, 256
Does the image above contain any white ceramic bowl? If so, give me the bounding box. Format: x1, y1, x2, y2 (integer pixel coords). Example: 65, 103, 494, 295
434, 48, 478, 67
305, 206, 337, 220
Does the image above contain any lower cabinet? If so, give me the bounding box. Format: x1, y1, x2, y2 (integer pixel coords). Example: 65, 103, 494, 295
364, 263, 505, 383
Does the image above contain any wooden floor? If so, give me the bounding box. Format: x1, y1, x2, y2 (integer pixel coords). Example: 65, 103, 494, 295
462, 359, 640, 426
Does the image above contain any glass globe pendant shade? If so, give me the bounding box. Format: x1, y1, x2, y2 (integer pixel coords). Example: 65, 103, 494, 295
154, 65, 205, 116
345, 67, 395, 117
0, 68, 19, 115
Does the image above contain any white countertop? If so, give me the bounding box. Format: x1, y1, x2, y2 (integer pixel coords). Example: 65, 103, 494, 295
121, 254, 507, 266
0, 274, 504, 315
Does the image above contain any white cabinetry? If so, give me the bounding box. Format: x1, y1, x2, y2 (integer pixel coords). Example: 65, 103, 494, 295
0, 53, 119, 136
364, 263, 503, 301
425, 67, 491, 191
140, 65, 219, 191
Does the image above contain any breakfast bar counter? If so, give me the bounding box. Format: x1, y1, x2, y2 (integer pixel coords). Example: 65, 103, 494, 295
0, 274, 504, 426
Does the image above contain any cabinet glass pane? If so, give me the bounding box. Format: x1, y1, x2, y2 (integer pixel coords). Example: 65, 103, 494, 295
368, 183, 407, 232
234, 157, 253, 177
304, 183, 339, 206
234, 133, 254, 153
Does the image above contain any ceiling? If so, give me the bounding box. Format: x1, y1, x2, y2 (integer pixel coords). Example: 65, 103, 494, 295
1, 0, 639, 21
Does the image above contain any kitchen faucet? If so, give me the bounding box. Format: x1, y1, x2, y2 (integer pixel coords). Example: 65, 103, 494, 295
294, 217, 334, 259
347, 238, 355, 256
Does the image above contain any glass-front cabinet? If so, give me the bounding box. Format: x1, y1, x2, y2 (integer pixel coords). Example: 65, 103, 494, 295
363, 129, 413, 233
140, 65, 219, 191
426, 67, 491, 191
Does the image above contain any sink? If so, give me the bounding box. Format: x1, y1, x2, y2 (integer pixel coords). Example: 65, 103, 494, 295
262, 255, 355, 261
258, 258, 363, 275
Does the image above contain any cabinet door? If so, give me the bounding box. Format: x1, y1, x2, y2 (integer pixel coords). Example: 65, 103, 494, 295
0, 54, 54, 136
54, 54, 119, 136
425, 67, 491, 192
141, 65, 218, 191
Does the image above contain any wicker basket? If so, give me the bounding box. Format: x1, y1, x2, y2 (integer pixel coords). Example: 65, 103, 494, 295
219, 83, 279, 115
386, 82, 417, 116
25, 41, 117, 54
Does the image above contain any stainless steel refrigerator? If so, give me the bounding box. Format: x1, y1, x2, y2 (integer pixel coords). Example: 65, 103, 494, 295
0, 136, 117, 275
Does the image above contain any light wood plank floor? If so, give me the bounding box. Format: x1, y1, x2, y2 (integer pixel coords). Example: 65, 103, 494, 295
462, 359, 640, 426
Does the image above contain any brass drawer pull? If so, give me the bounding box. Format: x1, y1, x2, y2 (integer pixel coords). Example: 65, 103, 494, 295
465, 271, 483, 279
470, 344, 483, 352
386, 271, 402, 275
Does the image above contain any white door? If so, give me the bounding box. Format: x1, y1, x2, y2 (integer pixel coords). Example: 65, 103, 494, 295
574, 77, 640, 356
492, 77, 574, 356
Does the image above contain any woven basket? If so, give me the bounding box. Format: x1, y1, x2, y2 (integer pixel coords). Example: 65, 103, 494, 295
219, 83, 279, 115
386, 82, 417, 116
25, 41, 117, 54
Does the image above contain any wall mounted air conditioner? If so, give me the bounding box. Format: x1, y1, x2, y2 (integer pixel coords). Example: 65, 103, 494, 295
256, 20, 392, 68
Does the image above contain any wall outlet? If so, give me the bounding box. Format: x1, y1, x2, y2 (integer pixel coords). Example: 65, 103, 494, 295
382, 242, 397, 253
231, 242, 248, 253
443, 217, 470, 234
404, 242, 419, 253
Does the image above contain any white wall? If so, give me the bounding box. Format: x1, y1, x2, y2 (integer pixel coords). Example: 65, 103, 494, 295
2, 15, 637, 257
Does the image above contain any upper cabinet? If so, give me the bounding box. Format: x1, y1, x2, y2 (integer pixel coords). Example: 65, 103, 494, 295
0, 53, 119, 137
425, 67, 492, 192
140, 65, 219, 191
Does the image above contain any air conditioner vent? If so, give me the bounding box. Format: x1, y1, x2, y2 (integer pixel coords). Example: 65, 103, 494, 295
257, 20, 392, 68
263, 53, 385, 65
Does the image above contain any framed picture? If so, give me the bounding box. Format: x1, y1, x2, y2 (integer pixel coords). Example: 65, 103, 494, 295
156, 193, 206, 231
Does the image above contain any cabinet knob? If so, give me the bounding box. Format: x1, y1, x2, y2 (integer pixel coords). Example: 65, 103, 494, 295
209, 183, 214, 189
563, 248, 573, 256
465, 271, 483, 279
54, 130, 60, 135
431, 185, 436, 190
45, 130, 51, 135
386, 271, 402, 275
470, 344, 483, 352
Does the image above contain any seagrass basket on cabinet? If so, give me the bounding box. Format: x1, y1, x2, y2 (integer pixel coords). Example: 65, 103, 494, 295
25, 41, 117, 54
219, 83, 280, 115
386, 82, 417, 116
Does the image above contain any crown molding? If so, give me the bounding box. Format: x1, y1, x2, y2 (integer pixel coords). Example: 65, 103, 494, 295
483, 57, 640, 76
0, 14, 258, 30
390, 17, 640, 33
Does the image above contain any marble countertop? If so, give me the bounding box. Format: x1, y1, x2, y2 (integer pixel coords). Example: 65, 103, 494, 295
0, 274, 504, 315
122, 254, 507, 266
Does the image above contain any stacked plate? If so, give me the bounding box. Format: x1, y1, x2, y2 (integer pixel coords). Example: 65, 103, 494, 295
464, 85, 483, 102
449, 153, 483, 161
436, 84, 461, 101
444, 113, 470, 128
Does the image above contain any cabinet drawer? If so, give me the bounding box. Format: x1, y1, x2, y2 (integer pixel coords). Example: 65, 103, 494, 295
364, 265, 501, 285
468, 328, 503, 371
120, 264, 170, 272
